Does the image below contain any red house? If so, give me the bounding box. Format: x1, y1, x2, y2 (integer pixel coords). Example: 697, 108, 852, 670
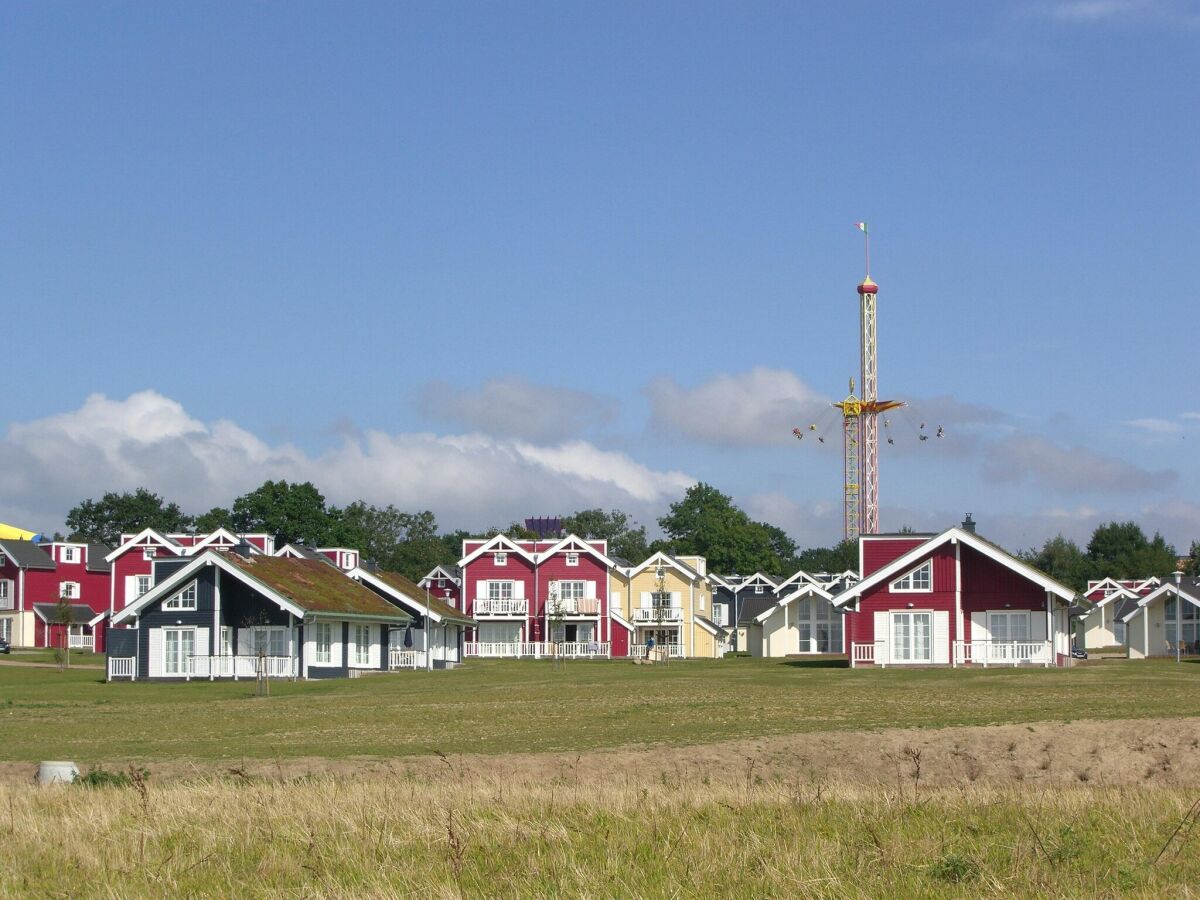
0, 540, 112, 651
107, 528, 275, 615
419, 565, 463, 611
835, 526, 1076, 668
458, 534, 625, 658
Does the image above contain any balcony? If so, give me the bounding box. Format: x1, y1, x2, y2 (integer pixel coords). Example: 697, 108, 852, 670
463, 641, 610, 659
550, 598, 601, 616
475, 598, 528, 616
633, 607, 682, 623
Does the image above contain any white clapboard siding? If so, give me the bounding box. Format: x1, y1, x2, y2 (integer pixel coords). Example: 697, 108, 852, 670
970, 611, 988, 642
932, 611, 949, 665
148, 628, 163, 678
874, 611, 888, 665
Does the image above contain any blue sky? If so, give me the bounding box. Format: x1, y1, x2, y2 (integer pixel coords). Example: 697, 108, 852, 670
1, 1, 1198, 553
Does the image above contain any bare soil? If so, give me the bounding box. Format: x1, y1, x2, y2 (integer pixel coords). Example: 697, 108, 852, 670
6, 715, 1197, 789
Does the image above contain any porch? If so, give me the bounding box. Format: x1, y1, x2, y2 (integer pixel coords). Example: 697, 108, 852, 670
850, 639, 1054, 668
462, 641, 611, 659
187, 654, 297, 679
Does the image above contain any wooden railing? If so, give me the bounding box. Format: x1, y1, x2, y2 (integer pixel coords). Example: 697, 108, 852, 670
953, 640, 1052, 667
474, 599, 528, 616
68, 633, 94, 651
389, 649, 423, 669
632, 608, 683, 623
107, 657, 136, 681
627, 643, 684, 659
546, 642, 610, 659
188, 655, 296, 679
463, 641, 610, 659
850, 641, 882, 668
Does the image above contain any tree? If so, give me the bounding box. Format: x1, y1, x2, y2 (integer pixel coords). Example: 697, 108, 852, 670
54, 594, 73, 670
194, 506, 234, 532
229, 481, 334, 547
655, 483, 796, 576
562, 508, 649, 562
1183, 541, 1200, 577
1021, 535, 1093, 592
331, 503, 455, 579
65, 489, 192, 546
796, 538, 858, 575
1085, 521, 1177, 579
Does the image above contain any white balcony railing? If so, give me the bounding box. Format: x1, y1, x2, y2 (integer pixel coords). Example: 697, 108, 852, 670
107, 657, 136, 681
462, 641, 610, 659
954, 640, 1053, 667
67, 633, 94, 651
549, 598, 602, 616
187, 655, 296, 680
633, 608, 683, 623
474, 598, 529, 616
850, 641, 881, 668
628, 643, 684, 659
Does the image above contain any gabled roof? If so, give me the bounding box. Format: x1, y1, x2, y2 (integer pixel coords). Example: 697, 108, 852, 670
350, 568, 474, 626
1091, 585, 1138, 610
189, 528, 247, 552
105, 528, 183, 562
275, 543, 329, 562
754, 582, 836, 623
538, 534, 614, 568
85, 544, 113, 573
419, 565, 462, 586
32, 602, 96, 625
833, 527, 1076, 609
1121, 578, 1200, 623
627, 551, 702, 582
112, 551, 412, 625
694, 615, 727, 637
737, 595, 777, 625
458, 534, 537, 567
0, 539, 55, 570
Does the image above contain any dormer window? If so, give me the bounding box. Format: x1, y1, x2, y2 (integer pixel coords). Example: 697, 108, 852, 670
495, 552, 508, 566
755, 584, 763, 595
61, 546, 80, 564
566, 552, 579, 567
892, 560, 933, 592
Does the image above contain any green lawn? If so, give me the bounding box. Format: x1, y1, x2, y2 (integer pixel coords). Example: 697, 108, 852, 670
1, 658, 1198, 765
4, 648, 105, 666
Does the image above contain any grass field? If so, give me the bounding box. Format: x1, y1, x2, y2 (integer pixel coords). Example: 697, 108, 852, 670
3, 659, 1200, 896
1, 657, 1199, 765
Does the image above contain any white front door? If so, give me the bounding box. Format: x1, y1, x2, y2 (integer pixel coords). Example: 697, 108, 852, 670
891, 612, 932, 663
163, 628, 195, 676
988, 611, 1029, 660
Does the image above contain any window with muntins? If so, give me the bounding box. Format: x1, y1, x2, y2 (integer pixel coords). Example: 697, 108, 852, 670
163, 581, 198, 610
135, 575, 152, 598
559, 581, 585, 601
353, 624, 370, 666
566, 552, 579, 567
60, 582, 79, 599
494, 552, 507, 566
61, 547, 79, 564
0, 580, 11, 610
314, 622, 332, 664
488, 581, 514, 601
892, 560, 932, 592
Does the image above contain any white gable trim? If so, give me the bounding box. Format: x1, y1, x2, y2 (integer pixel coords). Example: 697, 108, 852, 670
834, 527, 1075, 609
111, 551, 305, 624
349, 568, 454, 625
458, 534, 536, 567
890, 559, 934, 593
610, 609, 635, 632
753, 584, 835, 623
694, 616, 721, 636
627, 552, 699, 582
189, 528, 244, 552
538, 534, 614, 568
1093, 586, 1137, 610
105, 528, 182, 563
1122, 582, 1200, 623
420, 565, 461, 587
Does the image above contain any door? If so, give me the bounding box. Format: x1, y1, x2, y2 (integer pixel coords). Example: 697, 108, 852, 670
988, 611, 1029, 661
163, 628, 195, 676
891, 612, 932, 663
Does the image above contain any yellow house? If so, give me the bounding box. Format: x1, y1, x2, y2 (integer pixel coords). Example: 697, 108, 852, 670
608, 552, 725, 658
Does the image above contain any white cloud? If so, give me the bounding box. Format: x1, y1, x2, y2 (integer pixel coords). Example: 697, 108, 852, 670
0, 391, 694, 535
981, 434, 1176, 494
1046, 0, 1154, 21
645, 368, 829, 448
1125, 417, 1183, 435
418, 377, 617, 443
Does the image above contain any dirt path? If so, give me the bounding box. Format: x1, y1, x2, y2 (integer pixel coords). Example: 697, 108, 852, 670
0, 659, 103, 670
5, 716, 1197, 788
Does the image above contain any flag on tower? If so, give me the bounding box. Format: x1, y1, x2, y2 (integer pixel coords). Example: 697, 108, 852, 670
854, 222, 868, 233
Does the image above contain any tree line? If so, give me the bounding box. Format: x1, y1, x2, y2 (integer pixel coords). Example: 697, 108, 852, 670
62, 481, 1192, 587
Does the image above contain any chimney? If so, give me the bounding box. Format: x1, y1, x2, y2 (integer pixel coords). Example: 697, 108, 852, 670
232, 541, 254, 559
961, 514, 976, 534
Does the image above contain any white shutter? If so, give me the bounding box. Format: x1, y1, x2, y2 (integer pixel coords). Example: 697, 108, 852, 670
124, 576, 138, 607
640, 592, 651, 609
477, 580, 488, 602
932, 611, 949, 665
874, 611, 888, 665
368, 625, 380, 669
610, 591, 620, 610
513, 581, 525, 600
1030, 610, 1047, 642
671, 591, 681, 608
331, 624, 343, 668
970, 611, 988, 643
348, 626, 358, 667
584, 581, 596, 600
195, 627, 210, 660
148, 628, 163, 678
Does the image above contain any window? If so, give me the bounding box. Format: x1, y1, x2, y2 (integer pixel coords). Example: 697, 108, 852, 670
488, 581, 514, 601
698, 593, 706, 611
220, 627, 232, 657
61, 547, 79, 564
0, 580, 11, 610
1165, 596, 1199, 646
754, 584, 764, 595
0, 617, 10, 642
59, 582, 79, 599
342, 551, 357, 569
891, 611, 932, 662
892, 560, 932, 592
559, 581, 585, 601
713, 605, 728, 626
792, 597, 842, 653
163, 581, 198, 611
143, 547, 157, 561
250, 627, 287, 657
651, 591, 673, 607
353, 624, 370, 666
494, 552, 508, 566
314, 622, 332, 665
134, 575, 153, 599
163, 628, 195, 675
566, 552, 579, 567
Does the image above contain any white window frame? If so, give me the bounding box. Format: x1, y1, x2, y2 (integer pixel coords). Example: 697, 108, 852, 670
559, 580, 586, 602
163, 581, 198, 611
0, 580, 11, 611
565, 552, 579, 567
134, 575, 153, 599
494, 551, 508, 566
488, 580, 514, 601
143, 546, 157, 561
890, 610, 932, 663
0, 617, 11, 642
163, 627, 195, 676
713, 605, 728, 626
342, 551, 357, 569
891, 559, 933, 593
219, 627, 232, 657
353, 624, 370, 667
59, 582, 80, 600
313, 622, 333, 665
754, 584, 764, 595
61, 546, 79, 564
249, 626, 287, 658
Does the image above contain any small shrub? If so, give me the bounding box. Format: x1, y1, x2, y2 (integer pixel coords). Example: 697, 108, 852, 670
929, 853, 980, 883
78, 766, 149, 788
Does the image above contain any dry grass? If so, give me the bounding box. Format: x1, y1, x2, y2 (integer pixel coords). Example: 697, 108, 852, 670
3, 770, 1198, 897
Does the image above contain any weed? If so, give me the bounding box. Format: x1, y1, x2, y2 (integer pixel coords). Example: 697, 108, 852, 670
929, 853, 979, 883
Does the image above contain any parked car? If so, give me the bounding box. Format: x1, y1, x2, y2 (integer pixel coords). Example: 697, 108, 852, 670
0, 637, 10, 654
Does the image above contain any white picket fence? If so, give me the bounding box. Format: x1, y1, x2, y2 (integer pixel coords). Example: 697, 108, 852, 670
187, 655, 296, 680
107, 657, 136, 681
389, 649, 423, 669
67, 633, 94, 651
627, 643, 684, 659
